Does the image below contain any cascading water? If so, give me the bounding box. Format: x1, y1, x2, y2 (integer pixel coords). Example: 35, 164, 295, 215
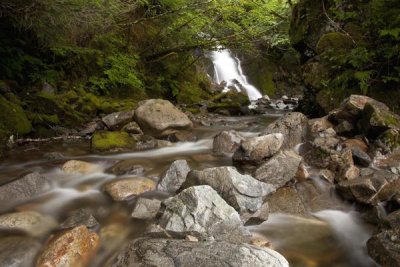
210, 49, 262, 101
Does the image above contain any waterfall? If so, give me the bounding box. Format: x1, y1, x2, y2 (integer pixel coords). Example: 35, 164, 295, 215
210, 49, 262, 101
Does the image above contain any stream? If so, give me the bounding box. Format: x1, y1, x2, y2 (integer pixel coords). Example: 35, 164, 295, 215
0, 112, 376, 267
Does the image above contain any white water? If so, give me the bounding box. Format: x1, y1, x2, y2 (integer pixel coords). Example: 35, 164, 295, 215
210, 49, 262, 101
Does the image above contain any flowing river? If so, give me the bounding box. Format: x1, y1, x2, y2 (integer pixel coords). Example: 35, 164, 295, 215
0, 112, 377, 267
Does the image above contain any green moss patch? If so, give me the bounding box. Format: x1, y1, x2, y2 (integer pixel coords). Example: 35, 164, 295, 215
0, 96, 32, 136
91, 131, 137, 151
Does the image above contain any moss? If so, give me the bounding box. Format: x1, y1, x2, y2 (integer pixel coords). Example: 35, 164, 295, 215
30, 113, 60, 126
185, 107, 201, 114
303, 61, 329, 90
91, 131, 137, 151
315, 88, 346, 113
0, 96, 32, 136
376, 129, 400, 152
316, 32, 354, 55
359, 102, 400, 137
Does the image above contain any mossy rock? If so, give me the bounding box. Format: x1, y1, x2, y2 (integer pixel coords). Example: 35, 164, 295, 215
316, 32, 354, 55
0, 96, 32, 136
376, 129, 400, 153
315, 88, 347, 114
359, 102, 400, 138
303, 61, 329, 90
91, 131, 137, 151
30, 113, 60, 126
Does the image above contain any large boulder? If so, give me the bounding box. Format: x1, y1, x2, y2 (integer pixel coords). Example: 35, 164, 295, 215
102, 110, 134, 130
110, 238, 288, 267
182, 167, 274, 216
157, 160, 191, 194
157, 185, 250, 243
233, 133, 283, 166
254, 150, 302, 189
261, 112, 308, 149
134, 99, 193, 137
0, 172, 51, 206
0, 236, 42, 267
36, 226, 99, 267
212, 130, 244, 155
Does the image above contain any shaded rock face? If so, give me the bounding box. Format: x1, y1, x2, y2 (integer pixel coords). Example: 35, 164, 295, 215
212, 130, 244, 155
367, 230, 400, 267
182, 167, 274, 216
134, 99, 193, 137
157, 185, 250, 243
254, 150, 302, 189
110, 238, 289, 267
233, 133, 284, 166
157, 160, 191, 194
0, 211, 57, 237
36, 226, 99, 267
131, 198, 161, 220
60, 209, 99, 230
102, 110, 134, 130
0, 236, 42, 267
261, 112, 308, 149
103, 178, 156, 202
0, 172, 51, 206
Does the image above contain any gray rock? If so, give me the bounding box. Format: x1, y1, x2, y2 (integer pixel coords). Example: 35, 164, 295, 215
110, 238, 289, 267
212, 130, 244, 155
351, 147, 371, 167
60, 208, 99, 230
0, 172, 51, 205
0, 236, 42, 267
0, 211, 57, 237
79, 120, 105, 136
43, 152, 64, 160
182, 167, 274, 216
102, 110, 135, 130
233, 133, 283, 166
308, 116, 334, 138
109, 161, 145, 176
134, 99, 193, 137
262, 112, 308, 149
157, 160, 191, 194
367, 230, 400, 267
254, 150, 302, 189
131, 198, 161, 220
157, 185, 250, 243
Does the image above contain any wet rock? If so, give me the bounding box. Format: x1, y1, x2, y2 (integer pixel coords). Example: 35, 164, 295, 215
43, 152, 65, 160
254, 150, 302, 189
0, 172, 51, 205
157, 185, 250, 243
131, 198, 161, 220
122, 121, 143, 135
367, 230, 400, 267
134, 99, 193, 138
157, 160, 191, 194
36, 225, 99, 267
0, 236, 42, 267
103, 178, 156, 201
261, 112, 308, 149
109, 161, 145, 176
167, 130, 197, 142
102, 110, 135, 130
334, 120, 355, 136
182, 167, 274, 216
60, 209, 99, 230
0, 211, 57, 237
110, 237, 288, 267
265, 187, 306, 215
233, 133, 284, 166
351, 147, 371, 167
212, 130, 244, 155
91, 131, 137, 152
383, 210, 400, 234
294, 162, 309, 182
62, 160, 100, 174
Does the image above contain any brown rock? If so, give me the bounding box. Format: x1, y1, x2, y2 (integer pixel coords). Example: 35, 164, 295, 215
62, 160, 100, 175
103, 178, 156, 201
36, 226, 99, 267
